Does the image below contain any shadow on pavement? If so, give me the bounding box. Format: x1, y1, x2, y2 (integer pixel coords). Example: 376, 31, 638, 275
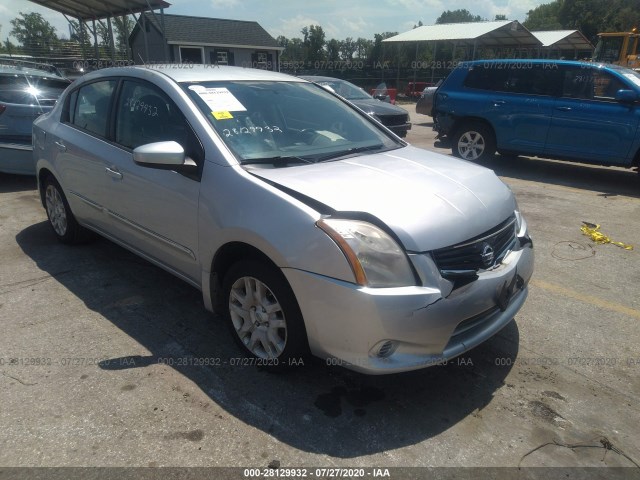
0, 173, 37, 194
17, 221, 519, 458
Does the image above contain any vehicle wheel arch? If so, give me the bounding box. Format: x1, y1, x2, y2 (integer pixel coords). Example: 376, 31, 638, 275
633, 147, 640, 168
451, 117, 497, 143
37, 168, 55, 208
451, 118, 497, 161
209, 241, 284, 313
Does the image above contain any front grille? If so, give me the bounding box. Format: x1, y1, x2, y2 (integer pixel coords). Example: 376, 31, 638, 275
432, 215, 517, 272
377, 113, 408, 127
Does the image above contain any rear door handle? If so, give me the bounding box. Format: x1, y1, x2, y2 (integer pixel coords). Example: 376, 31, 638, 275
492, 100, 506, 107
556, 106, 572, 111
105, 166, 123, 180
54, 140, 66, 152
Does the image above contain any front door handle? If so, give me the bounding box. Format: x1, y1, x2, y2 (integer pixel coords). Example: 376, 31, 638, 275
556, 106, 572, 111
105, 166, 123, 180
54, 140, 66, 152
492, 100, 506, 107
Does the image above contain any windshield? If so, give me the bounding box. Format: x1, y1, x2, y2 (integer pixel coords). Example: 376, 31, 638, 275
307, 78, 372, 100
182, 80, 400, 165
593, 36, 624, 63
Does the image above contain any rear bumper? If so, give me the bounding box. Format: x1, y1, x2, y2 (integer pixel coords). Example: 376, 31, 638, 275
0, 142, 35, 175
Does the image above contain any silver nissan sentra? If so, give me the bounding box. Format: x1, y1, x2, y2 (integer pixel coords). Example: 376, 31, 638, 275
33, 65, 533, 374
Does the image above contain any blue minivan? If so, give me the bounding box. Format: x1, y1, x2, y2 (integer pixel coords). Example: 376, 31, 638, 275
433, 59, 640, 169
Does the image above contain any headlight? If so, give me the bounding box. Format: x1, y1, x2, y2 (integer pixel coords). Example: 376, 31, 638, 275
317, 218, 416, 287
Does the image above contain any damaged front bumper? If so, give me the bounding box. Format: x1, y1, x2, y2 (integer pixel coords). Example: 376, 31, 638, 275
283, 234, 533, 374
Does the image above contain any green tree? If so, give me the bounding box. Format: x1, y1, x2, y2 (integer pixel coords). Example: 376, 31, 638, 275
326, 38, 340, 61
68, 19, 92, 57
340, 37, 357, 60
355, 37, 373, 60
112, 15, 135, 57
301, 25, 326, 62
280, 37, 305, 62
436, 9, 484, 24
10, 12, 59, 55
494, 14, 508, 21
523, 2, 563, 30
370, 32, 397, 65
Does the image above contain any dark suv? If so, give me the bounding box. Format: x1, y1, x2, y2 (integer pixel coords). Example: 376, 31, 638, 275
433, 59, 640, 169
0, 62, 70, 175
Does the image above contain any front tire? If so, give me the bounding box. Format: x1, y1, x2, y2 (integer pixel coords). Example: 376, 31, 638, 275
43, 176, 90, 244
452, 122, 496, 161
222, 260, 308, 366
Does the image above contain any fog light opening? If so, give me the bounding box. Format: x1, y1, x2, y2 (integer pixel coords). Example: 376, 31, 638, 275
371, 340, 398, 358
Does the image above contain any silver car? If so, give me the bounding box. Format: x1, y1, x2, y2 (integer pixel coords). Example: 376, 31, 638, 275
33, 65, 533, 374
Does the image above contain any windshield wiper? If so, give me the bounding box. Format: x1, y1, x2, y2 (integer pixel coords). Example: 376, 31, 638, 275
315, 144, 385, 162
241, 155, 314, 166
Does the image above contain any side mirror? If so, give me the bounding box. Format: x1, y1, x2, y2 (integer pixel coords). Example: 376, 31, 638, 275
133, 141, 185, 166
615, 89, 638, 104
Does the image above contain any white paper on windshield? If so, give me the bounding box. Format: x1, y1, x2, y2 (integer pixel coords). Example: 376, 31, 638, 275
623, 73, 640, 88
194, 87, 246, 112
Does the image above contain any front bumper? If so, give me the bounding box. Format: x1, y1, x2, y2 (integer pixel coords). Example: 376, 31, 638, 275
284, 237, 533, 374
387, 123, 411, 137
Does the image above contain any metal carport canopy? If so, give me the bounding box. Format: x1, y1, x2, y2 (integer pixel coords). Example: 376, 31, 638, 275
531, 30, 593, 50
382, 20, 541, 48
28, 0, 170, 20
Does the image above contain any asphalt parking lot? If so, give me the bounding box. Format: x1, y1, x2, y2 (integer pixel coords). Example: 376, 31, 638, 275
1, 104, 640, 477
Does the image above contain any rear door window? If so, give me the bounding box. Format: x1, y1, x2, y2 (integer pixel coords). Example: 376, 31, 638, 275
465, 63, 561, 96
71, 80, 116, 138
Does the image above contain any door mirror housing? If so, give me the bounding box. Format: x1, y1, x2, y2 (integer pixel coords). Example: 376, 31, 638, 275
133, 141, 185, 166
615, 89, 638, 104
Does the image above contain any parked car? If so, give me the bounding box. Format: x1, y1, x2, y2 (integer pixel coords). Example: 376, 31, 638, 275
0, 62, 70, 175
433, 59, 640, 166
416, 79, 443, 117
34, 65, 533, 374
299, 75, 411, 137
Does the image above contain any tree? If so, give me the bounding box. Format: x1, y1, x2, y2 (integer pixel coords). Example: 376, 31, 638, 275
301, 25, 326, 62
280, 37, 305, 62
326, 38, 340, 62
340, 37, 357, 60
68, 19, 92, 57
10, 12, 59, 55
112, 15, 135, 57
436, 9, 483, 24
355, 37, 373, 60
494, 14, 508, 21
523, 2, 562, 30
369, 32, 397, 66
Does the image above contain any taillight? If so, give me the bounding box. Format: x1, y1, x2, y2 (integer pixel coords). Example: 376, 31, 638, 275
0, 105, 6, 115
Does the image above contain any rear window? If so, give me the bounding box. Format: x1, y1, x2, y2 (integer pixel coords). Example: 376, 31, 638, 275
464, 63, 562, 96
0, 75, 70, 105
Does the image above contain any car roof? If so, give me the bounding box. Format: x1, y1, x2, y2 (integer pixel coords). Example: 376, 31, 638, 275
463, 59, 606, 69
78, 65, 307, 84
0, 65, 65, 79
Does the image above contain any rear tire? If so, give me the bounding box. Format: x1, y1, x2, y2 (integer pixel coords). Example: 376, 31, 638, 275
452, 122, 496, 161
222, 260, 309, 368
43, 176, 91, 244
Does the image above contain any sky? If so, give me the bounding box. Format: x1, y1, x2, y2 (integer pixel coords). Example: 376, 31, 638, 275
0, 0, 550, 42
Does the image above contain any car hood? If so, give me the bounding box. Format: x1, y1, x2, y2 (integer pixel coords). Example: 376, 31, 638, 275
349, 98, 408, 116
249, 146, 515, 252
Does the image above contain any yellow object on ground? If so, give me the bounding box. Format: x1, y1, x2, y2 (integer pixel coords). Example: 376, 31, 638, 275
581, 222, 633, 250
